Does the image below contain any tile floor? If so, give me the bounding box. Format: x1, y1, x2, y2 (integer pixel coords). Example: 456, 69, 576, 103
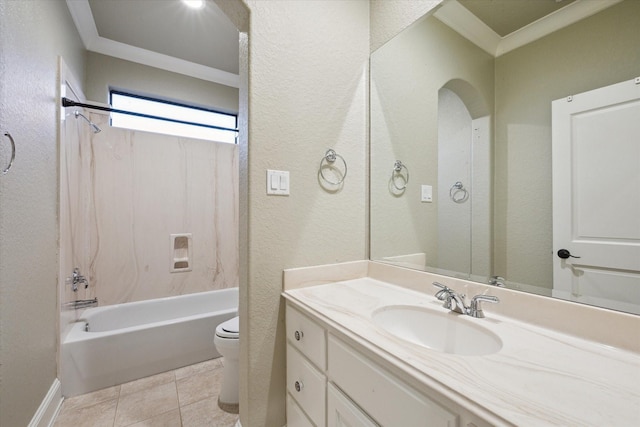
53, 358, 239, 427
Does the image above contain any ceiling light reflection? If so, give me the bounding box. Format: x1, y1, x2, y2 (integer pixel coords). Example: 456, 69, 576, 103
182, 0, 205, 10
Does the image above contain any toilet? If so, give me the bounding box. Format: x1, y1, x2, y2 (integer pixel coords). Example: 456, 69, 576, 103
214, 315, 240, 414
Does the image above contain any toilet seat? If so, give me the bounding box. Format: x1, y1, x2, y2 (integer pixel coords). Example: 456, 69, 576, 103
216, 316, 239, 339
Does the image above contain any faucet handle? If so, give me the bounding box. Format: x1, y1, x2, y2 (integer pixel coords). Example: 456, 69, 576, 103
432, 282, 450, 301
488, 276, 506, 287
72, 267, 89, 289
469, 295, 499, 318
432, 281, 447, 291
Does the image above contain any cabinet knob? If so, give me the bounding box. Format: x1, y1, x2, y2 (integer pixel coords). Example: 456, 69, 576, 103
294, 380, 304, 392
294, 330, 303, 341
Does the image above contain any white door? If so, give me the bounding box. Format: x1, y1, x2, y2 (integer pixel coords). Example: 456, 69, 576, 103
552, 77, 640, 314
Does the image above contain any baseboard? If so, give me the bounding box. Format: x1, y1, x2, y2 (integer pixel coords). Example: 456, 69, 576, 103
28, 378, 63, 427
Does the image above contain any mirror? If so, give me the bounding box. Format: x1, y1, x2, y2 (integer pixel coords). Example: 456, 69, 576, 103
370, 0, 640, 314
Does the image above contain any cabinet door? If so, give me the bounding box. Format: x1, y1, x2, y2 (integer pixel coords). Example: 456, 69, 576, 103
287, 344, 326, 426
287, 394, 315, 427
328, 335, 459, 427
328, 383, 379, 427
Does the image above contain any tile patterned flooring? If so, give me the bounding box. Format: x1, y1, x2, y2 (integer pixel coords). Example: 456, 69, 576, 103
53, 358, 239, 427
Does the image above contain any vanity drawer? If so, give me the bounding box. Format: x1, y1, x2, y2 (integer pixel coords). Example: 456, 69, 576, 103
286, 304, 327, 370
328, 335, 458, 427
287, 344, 326, 426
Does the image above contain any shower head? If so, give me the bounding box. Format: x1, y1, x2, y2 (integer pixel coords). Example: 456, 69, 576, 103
74, 110, 102, 134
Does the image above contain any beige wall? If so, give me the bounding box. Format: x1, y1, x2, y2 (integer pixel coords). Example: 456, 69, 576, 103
0, 0, 85, 425
239, 1, 370, 425
85, 52, 239, 114
370, 0, 442, 51
493, 0, 640, 288
370, 15, 494, 265
229, 1, 449, 425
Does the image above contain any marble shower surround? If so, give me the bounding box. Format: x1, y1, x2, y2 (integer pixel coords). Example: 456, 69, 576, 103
62, 111, 239, 307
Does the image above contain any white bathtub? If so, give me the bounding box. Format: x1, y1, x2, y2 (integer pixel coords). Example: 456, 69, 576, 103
61, 287, 238, 397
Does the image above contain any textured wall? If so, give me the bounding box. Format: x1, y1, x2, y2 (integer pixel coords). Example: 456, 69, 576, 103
369, 0, 442, 52
0, 1, 85, 425
493, 0, 640, 288
240, 1, 370, 425
85, 52, 239, 114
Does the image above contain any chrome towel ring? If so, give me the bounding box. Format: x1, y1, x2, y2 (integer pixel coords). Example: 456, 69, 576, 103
449, 181, 469, 203
319, 149, 347, 185
1, 131, 16, 175
391, 160, 409, 191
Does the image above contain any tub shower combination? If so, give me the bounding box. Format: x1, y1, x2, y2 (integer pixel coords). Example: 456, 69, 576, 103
62, 287, 238, 397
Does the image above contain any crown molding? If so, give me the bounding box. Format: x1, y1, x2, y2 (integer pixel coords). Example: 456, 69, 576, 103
65, 0, 240, 88
435, 0, 624, 58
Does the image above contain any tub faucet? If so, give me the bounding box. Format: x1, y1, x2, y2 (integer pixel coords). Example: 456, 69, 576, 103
71, 267, 88, 292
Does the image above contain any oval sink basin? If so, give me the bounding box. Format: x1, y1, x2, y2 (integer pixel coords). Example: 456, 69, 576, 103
372, 305, 502, 356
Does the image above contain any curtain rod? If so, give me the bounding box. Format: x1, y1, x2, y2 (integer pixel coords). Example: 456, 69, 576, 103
61, 97, 238, 133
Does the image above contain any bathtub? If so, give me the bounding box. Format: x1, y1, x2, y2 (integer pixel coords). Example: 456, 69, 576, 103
61, 287, 238, 397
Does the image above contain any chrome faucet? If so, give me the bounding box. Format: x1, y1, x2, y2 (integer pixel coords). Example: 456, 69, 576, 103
488, 275, 506, 287
433, 282, 466, 314
432, 282, 499, 318
468, 295, 499, 318
71, 267, 89, 292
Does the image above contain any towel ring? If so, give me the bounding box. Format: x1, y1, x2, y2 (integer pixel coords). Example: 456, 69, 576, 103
319, 149, 347, 185
391, 160, 409, 191
449, 181, 468, 203
1, 131, 16, 175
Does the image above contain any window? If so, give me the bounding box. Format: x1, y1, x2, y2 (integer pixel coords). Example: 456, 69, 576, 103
109, 90, 237, 144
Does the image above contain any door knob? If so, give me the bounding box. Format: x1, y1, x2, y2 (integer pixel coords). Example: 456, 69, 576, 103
557, 249, 580, 259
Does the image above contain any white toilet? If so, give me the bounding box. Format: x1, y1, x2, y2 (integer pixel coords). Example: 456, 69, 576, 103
214, 315, 240, 414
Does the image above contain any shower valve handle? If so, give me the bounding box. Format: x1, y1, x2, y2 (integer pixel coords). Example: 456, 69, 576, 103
294, 330, 303, 341
294, 381, 303, 392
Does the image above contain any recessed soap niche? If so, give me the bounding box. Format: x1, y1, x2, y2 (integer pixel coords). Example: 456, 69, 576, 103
170, 233, 193, 273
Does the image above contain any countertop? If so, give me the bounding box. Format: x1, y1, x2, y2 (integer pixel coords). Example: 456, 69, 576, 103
283, 277, 640, 426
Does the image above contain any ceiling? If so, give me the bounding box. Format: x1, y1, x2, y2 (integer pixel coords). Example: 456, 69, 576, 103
66, 0, 240, 88
66, 0, 622, 87
435, 0, 622, 57
459, 0, 577, 37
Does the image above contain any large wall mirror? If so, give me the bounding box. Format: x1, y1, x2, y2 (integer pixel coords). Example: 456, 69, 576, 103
370, 0, 640, 314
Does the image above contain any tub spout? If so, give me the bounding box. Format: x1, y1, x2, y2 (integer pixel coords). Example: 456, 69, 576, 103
64, 298, 98, 310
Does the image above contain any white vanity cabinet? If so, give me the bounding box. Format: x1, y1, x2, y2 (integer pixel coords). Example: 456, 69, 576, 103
286, 303, 480, 427
328, 335, 457, 427
286, 305, 327, 426
327, 383, 378, 427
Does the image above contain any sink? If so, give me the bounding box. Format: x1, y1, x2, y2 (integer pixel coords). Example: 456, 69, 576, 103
372, 305, 502, 356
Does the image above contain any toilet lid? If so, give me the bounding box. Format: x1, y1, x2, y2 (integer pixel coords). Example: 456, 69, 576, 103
216, 316, 239, 339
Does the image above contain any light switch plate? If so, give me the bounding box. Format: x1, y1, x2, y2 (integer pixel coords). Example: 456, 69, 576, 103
421, 185, 433, 202
267, 170, 290, 196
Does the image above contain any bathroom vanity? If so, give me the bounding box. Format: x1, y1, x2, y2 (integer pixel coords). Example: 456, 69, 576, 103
282, 262, 640, 426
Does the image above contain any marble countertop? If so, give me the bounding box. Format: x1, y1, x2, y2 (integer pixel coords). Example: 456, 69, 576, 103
284, 277, 640, 426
